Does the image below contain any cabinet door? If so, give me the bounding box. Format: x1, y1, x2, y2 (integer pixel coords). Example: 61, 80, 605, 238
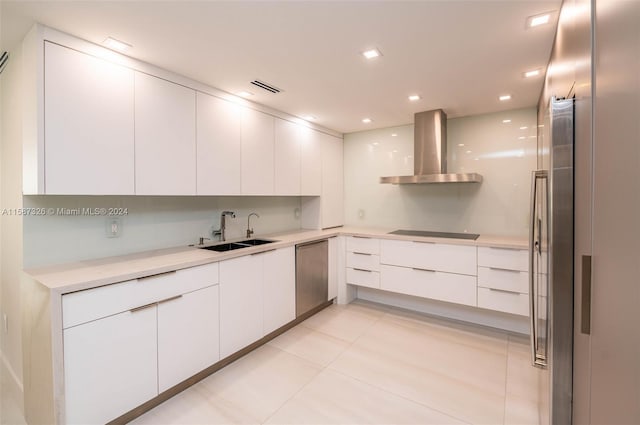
219, 255, 263, 358
63, 307, 157, 424
157, 285, 220, 393
44, 42, 134, 195
321, 133, 344, 228
328, 237, 338, 300
263, 247, 296, 335
135, 72, 196, 195
196, 93, 242, 195
241, 108, 274, 195
274, 119, 301, 195
300, 127, 322, 196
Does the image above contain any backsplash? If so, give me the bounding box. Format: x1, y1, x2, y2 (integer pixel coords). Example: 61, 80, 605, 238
23, 196, 302, 268
343, 107, 537, 236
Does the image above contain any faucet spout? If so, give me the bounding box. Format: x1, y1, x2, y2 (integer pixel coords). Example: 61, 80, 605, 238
213, 210, 236, 241
246, 212, 260, 238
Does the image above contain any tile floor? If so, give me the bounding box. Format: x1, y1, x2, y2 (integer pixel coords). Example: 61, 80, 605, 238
132, 301, 545, 425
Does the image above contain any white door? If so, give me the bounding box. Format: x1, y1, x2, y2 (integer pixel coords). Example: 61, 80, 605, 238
135, 72, 196, 195
196, 93, 242, 195
300, 126, 322, 195
262, 247, 296, 335
44, 42, 134, 195
157, 285, 220, 392
274, 118, 302, 195
219, 255, 263, 358
63, 307, 157, 424
241, 108, 274, 195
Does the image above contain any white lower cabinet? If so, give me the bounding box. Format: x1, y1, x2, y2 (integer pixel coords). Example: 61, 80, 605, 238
63, 307, 158, 425
219, 255, 263, 358
380, 265, 477, 307
158, 285, 220, 392
263, 247, 296, 335
477, 288, 529, 316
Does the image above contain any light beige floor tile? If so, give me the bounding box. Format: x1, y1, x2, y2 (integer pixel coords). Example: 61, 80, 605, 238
267, 325, 351, 367
354, 317, 508, 396
197, 344, 322, 422
130, 385, 260, 425
504, 393, 541, 425
329, 342, 505, 424
265, 369, 466, 425
301, 304, 382, 342
506, 338, 546, 401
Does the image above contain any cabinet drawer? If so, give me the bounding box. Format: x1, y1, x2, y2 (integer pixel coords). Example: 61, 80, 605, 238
477, 287, 529, 316
380, 265, 476, 307
346, 236, 380, 255
346, 252, 380, 271
62, 262, 219, 328
346, 268, 380, 289
478, 246, 528, 271
478, 267, 529, 294
380, 239, 477, 276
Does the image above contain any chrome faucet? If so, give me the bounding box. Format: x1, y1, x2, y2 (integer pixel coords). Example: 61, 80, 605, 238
212, 211, 236, 241
246, 212, 260, 238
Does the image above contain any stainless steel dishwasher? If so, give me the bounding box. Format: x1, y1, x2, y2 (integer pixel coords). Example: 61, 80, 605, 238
295, 239, 328, 317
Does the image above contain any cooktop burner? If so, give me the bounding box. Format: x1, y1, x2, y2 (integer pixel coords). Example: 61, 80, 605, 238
388, 229, 480, 240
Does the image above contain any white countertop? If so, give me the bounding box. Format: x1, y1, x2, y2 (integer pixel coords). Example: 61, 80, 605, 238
25, 227, 527, 294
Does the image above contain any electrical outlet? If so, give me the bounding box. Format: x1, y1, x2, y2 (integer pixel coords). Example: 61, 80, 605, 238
294, 207, 301, 219
358, 209, 365, 219
106, 217, 122, 238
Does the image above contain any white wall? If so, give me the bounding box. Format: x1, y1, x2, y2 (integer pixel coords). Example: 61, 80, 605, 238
23, 196, 302, 268
343, 108, 537, 237
1, 44, 24, 396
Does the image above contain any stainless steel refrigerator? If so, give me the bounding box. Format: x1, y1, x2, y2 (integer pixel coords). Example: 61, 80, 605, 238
529, 97, 574, 425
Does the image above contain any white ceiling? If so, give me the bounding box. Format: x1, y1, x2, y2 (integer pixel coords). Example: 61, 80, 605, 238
1, 1, 560, 134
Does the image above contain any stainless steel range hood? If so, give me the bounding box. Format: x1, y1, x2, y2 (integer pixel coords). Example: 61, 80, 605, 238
380, 109, 483, 184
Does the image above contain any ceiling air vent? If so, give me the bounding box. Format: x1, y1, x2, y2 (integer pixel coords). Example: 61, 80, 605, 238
250, 79, 282, 94
0, 52, 9, 75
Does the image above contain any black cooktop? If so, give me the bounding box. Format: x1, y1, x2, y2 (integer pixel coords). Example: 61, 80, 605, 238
388, 229, 480, 240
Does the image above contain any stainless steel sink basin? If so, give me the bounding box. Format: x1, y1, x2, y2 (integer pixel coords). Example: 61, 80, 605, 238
199, 238, 276, 252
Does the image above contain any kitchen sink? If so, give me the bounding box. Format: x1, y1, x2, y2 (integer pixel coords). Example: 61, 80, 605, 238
199, 238, 277, 252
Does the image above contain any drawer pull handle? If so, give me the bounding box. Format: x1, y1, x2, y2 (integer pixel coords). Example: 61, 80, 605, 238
488, 267, 521, 273
488, 247, 521, 251
158, 295, 183, 304
130, 302, 156, 313
412, 240, 435, 244
353, 268, 373, 273
251, 248, 277, 256
412, 267, 436, 273
488, 288, 521, 295
138, 270, 176, 281
352, 252, 372, 256
352, 236, 371, 239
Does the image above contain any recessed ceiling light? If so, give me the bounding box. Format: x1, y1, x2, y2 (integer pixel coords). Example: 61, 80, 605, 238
502, 119, 512, 123
302, 115, 316, 121
527, 12, 552, 28
391, 133, 397, 137
362, 48, 382, 59
519, 136, 526, 140
520, 126, 528, 130
103, 37, 131, 52
466, 150, 472, 154
474, 158, 480, 161
392, 150, 398, 153
362, 118, 372, 124
237, 91, 253, 97
499, 94, 512, 101
458, 143, 465, 147
373, 142, 379, 146
523, 69, 542, 78
408, 95, 421, 101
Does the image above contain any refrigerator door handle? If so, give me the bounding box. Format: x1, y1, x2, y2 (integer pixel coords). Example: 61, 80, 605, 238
529, 170, 547, 366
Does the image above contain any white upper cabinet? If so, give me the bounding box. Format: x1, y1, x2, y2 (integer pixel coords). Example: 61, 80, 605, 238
196, 93, 242, 195
44, 42, 135, 195
321, 133, 344, 228
241, 108, 274, 195
135, 72, 196, 195
300, 126, 322, 196
274, 119, 301, 195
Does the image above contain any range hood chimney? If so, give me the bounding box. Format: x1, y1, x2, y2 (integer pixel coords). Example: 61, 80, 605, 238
380, 109, 482, 184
